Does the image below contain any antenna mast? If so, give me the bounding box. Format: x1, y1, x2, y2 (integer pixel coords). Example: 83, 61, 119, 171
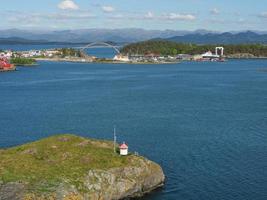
113, 126, 117, 153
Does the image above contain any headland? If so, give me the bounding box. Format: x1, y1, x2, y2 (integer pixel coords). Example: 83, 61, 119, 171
0, 134, 165, 200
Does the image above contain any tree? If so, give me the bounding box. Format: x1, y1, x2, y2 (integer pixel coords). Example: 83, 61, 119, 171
172, 49, 178, 55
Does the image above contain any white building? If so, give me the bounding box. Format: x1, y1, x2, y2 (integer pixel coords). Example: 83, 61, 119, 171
21, 50, 42, 58
201, 51, 219, 58
44, 50, 61, 57
30, 50, 42, 57
113, 54, 130, 62
0, 51, 13, 59
119, 142, 128, 156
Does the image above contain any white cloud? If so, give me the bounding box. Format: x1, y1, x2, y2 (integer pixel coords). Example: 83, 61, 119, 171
47, 13, 95, 20
162, 13, 196, 21
7, 11, 95, 26
58, 0, 79, 10
259, 12, 267, 18
210, 8, 220, 15
119, 12, 196, 21
145, 11, 154, 19
102, 6, 115, 13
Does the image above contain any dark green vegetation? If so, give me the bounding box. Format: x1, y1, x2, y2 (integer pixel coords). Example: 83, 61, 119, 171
60, 48, 82, 57
121, 40, 267, 56
10, 57, 37, 66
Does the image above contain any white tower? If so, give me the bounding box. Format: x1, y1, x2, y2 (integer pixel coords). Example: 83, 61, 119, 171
119, 142, 128, 156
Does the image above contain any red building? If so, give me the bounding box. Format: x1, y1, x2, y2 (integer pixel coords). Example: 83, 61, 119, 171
0, 58, 14, 70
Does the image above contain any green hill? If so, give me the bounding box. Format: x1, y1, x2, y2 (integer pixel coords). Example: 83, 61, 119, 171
121, 40, 267, 57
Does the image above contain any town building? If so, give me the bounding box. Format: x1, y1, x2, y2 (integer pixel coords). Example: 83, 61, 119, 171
0, 58, 14, 71
0, 51, 13, 59
201, 51, 220, 59
113, 54, 130, 62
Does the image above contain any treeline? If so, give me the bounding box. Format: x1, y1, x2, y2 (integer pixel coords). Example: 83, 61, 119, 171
121, 40, 267, 56
10, 57, 36, 65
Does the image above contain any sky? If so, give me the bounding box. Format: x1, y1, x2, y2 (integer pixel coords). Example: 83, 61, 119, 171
1, 0, 267, 31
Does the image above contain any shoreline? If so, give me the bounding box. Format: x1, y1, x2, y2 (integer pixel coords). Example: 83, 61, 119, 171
0, 67, 16, 73
35, 57, 180, 65
13, 63, 39, 67
35, 56, 267, 65
226, 56, 267, 59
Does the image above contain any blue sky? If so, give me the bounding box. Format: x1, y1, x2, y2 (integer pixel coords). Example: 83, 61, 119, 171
1, 0, 267, 31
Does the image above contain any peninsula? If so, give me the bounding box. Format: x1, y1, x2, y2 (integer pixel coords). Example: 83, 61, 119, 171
0, 134, 165, 200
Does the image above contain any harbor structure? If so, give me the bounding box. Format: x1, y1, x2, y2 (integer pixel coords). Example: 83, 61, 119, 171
193, 46, 225, 61
201, 51, 220, 59
215, 47, 224, 56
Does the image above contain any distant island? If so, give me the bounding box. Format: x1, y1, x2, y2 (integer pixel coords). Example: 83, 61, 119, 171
0, 134, 165, 200
121, 40, 267, 59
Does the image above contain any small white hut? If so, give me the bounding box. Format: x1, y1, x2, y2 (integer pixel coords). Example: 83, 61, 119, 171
119, 142, 128, 156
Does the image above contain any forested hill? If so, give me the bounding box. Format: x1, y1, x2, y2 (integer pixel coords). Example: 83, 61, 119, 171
121, 40, 267, 56
163, 31, 267, 44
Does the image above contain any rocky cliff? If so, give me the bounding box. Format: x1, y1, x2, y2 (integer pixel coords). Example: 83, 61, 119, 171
0, 134, 165, 200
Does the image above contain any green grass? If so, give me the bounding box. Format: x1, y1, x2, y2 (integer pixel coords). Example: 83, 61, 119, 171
0, 134, 137, 193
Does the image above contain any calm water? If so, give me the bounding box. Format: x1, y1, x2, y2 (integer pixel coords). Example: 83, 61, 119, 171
0, 44, 117, 58
0, 57, 267, 200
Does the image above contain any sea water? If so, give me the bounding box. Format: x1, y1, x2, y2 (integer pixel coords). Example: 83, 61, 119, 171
0, 54, 266, 200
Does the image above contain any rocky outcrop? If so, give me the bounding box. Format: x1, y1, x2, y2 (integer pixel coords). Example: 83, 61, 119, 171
83, 159, 164, 199
0, 134, 165, 200
0, 182, 26, 200
0, 159, 164, 200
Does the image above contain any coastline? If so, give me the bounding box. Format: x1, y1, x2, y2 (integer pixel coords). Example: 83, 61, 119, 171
35, 56, 267, 65
0, 66, 16, 73
13, 63, 39, 67
0, 134, 165, 200
36, 57, 180, 65
226, 54, 267, 59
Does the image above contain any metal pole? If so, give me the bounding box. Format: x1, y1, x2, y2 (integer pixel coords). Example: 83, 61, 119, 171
113, 126, 117, 153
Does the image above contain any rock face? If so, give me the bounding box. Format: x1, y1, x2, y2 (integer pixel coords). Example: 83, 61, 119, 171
83, 160, 164, 199
0, 134, 165, 200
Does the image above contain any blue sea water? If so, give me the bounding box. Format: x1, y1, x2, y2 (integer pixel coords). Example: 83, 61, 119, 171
0, 44, 117, 58
0, 47, 267, 200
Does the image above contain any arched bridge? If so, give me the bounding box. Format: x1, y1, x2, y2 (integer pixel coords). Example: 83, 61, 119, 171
77, 42, 121, 54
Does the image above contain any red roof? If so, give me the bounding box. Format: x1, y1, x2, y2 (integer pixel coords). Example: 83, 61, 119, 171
119, 142, 128, 149
0, 59, 12, 69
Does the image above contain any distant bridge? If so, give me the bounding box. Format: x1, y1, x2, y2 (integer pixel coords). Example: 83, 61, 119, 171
75, 42, 121, 54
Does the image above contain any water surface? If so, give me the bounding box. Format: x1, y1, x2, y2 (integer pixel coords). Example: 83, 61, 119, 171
0, 59, 266, 200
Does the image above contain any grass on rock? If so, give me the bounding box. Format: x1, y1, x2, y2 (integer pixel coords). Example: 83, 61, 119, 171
0, 134, 136, 193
